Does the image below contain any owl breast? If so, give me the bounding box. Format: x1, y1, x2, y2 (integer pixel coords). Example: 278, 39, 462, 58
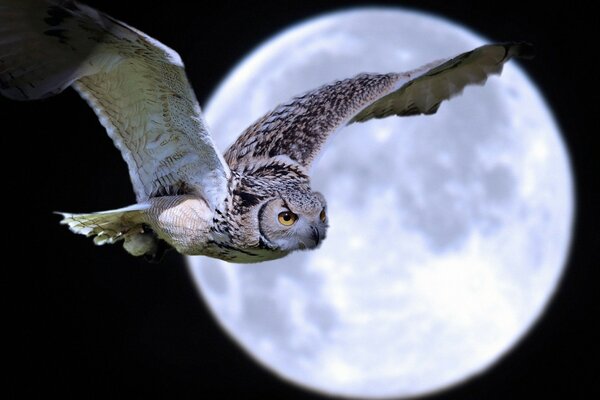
201, 244, 289, 263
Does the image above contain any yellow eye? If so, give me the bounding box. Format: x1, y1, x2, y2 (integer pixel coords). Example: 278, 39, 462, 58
278, 211, 298, 226
320, 208, 327, 222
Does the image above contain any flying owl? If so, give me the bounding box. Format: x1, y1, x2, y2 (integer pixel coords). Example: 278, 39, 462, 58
0, 0, 532, 262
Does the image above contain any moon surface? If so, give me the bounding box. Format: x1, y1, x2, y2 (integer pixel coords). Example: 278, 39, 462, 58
188, 8, 573, 399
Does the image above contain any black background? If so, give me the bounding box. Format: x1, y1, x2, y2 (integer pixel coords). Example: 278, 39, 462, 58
4, 1, 595, 399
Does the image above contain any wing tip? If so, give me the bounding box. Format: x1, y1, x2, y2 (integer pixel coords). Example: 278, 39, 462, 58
502, 41, 535, 60
54, 211, 71, 222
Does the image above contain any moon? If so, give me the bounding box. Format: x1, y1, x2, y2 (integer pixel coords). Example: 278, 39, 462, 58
188, 8, 573, 399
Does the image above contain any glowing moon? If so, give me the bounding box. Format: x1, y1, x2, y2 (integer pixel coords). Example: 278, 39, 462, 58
188, 8, 573, 399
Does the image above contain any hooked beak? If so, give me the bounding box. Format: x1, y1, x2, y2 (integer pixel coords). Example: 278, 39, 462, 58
311, 227, 321, 247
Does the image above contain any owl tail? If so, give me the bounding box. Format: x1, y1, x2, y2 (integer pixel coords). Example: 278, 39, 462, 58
56, 203, 156, 257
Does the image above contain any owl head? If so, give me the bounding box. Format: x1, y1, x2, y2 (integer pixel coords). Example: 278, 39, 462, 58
258, 189, 328, 252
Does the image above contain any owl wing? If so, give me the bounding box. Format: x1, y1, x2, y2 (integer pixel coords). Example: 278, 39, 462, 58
0, 0, 229, 208
225, 42, 532, 170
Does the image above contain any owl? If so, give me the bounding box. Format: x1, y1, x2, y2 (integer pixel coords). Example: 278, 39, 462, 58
0, 0, 532, 262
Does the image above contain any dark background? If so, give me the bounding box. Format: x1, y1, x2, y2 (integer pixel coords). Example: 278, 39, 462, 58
4, 1, 595, 399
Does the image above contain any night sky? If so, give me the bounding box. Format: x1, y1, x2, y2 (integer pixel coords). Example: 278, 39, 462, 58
4, 1, 594, 398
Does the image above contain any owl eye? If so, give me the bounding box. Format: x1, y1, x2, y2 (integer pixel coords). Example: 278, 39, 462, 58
278, 211, 298, 226
319, 208, 327, 222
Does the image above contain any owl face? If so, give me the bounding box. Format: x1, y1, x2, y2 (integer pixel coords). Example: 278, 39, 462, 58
258, 191, 328, 252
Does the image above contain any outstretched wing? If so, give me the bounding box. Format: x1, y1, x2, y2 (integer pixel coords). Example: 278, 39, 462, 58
225, 42, 532, 170
0, 0, 229, 208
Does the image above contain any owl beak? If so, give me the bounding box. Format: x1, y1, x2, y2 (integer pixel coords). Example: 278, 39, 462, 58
311, 227, 321, 247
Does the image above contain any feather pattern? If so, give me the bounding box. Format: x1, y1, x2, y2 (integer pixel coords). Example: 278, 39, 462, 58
0, 0, 533, 262
226, 42, 532, 170
0, 0, 230, 208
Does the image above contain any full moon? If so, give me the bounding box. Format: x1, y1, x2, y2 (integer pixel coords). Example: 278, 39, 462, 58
188, 8, 573, 399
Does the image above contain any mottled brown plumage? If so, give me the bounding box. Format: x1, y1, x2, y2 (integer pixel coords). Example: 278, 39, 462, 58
0, 0, 531, 262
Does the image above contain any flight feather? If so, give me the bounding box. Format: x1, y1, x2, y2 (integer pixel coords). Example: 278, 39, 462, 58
225, 42, 532, 170
0, 0, 230, 208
